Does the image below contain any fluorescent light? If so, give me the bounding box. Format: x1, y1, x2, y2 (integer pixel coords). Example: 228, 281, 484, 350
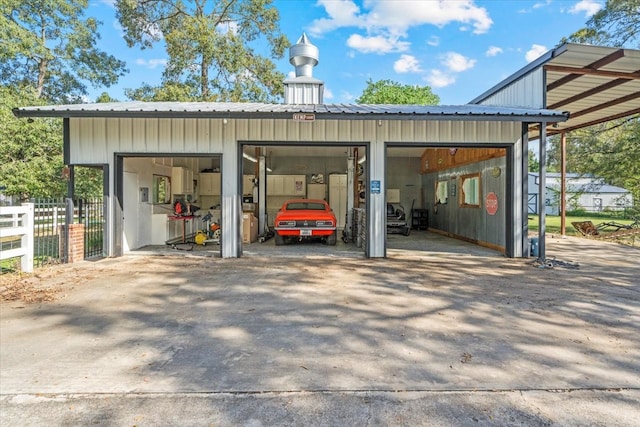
243, 152, 272, 172
243, 152, 257, 162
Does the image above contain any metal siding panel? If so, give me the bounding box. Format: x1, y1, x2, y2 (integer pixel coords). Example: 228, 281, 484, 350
171, 118, 184, 152
480, 69, 544, 108
274, 118, 287, 140
158, 119, 171, 152
197, 119, 210, 151
326, 120, 339, 140
69, 119, 80, 164
132, 120, 145, 152
90, 118, 106, 163
145, 119, 159, 152
261, 119, 275, 141
119, 118, 133, 152
106, 119, 122, 159
211, 119, 225, 152
184, 119, 196, 151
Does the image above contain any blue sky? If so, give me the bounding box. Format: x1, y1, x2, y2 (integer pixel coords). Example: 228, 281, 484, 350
87, 0, 604, 105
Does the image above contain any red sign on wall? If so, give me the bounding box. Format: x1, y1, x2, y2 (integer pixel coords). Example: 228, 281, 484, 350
486, 192, 498, 215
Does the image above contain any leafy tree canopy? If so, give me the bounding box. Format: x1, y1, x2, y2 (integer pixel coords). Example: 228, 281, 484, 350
0, 86, 65, 200
547, 117, 640, 203
565, 0, 640, 47
0, 0, 128, 103
115, 0, 289, 102
355, 79, 440, 105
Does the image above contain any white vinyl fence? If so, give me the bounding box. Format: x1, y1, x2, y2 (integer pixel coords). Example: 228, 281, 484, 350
0, 203, 35, 273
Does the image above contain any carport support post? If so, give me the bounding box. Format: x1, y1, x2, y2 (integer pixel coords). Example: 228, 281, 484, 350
538, 122, 547, 260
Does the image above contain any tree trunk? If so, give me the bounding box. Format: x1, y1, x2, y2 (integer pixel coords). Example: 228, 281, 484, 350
37, 58, 47, 98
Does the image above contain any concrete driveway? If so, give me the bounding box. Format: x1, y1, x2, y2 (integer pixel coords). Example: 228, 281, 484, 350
1, 234, 639, 425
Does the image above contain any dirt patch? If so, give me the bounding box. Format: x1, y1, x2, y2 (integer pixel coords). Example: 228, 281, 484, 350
0, 261, 120, 304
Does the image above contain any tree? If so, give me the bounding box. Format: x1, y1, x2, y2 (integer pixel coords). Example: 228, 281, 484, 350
546, 117, 640, 204
0, 86, 65, 200
0, 0, 128, 103
528, 149, 540, 172
0, 86, 104, 201
95, 92, 119, 103
115, 0, 289, 102
566, 0, 639, 48
356, 79, 440, 105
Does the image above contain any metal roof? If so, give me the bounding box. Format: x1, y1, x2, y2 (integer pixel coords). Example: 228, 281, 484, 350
471, 43, 640, 138
12, 101, 567, 122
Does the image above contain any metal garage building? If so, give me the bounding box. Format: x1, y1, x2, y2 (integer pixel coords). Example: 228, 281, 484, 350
14, 35, 592, 260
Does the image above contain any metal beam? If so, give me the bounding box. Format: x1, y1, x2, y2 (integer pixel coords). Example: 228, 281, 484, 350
538, 122, 547, 260
544, 64, 640, 80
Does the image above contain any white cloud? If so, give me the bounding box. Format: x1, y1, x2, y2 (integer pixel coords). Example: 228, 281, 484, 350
394, 55, 422, 73
346, 34, 410, 54
308, 0, 363, 36
427, 36, 440, 47
525, 44, 548, 62
324, 88, 334, 100
340, 90, 356, 102
486, 46, 503, 57
308, 0, 493, 54
287, 71, 296, 79
135, 58, 167, 69
569, 0, 603, 17
425, 69, 455, 88
442, 52, 476, 72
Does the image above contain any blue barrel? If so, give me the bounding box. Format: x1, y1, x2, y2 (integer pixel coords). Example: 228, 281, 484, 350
530, 237, 539, 257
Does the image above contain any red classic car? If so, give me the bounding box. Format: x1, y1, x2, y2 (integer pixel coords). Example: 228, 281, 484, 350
274, 199, 337, 245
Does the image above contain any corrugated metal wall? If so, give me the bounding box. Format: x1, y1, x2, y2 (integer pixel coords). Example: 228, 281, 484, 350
69, 117, 522, 163
423, 156, 508, 250
475, 68, 545, 109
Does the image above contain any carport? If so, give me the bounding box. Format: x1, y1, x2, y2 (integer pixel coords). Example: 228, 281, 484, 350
471, 43, 640, 259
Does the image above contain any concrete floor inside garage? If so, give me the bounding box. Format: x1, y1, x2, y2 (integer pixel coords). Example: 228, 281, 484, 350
132, 229, 504, 259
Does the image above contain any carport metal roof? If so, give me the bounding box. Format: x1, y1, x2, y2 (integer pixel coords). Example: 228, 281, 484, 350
471, 43, 640, 138
13, 102, 567, 123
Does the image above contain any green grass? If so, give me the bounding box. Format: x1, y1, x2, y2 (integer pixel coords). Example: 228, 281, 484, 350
528, 214, 637, 236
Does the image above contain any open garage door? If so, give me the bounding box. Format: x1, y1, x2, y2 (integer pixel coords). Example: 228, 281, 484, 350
385, 144, 508, 257
240, 143, 367, 257
117, 154, 222, 256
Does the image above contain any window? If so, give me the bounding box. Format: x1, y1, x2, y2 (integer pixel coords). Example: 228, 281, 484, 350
460, 173, 481, 207
153, 175, 171, 204
435, 180, 448, 204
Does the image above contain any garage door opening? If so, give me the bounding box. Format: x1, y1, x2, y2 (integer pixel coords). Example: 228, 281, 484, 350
386, 145, 508, 256
118, 154, 222, 255
240, 143, 367, 257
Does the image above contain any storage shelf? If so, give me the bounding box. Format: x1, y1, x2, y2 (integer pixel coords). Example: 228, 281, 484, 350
412, 208, 428, 230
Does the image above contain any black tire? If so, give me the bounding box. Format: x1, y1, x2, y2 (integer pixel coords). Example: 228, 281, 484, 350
275, 233, 285, 246
326, 230, 337, 246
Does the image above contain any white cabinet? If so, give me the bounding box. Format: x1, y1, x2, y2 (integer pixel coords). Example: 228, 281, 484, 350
172, 167, 194, 194
243, 175, 255, 195
307, 183, 326, 200
329, 174, 348, 228
200, 172, 221, 196
266, 175, 306, 196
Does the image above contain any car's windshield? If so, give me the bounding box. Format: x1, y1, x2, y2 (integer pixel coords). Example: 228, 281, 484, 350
286, 202, 326, 211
